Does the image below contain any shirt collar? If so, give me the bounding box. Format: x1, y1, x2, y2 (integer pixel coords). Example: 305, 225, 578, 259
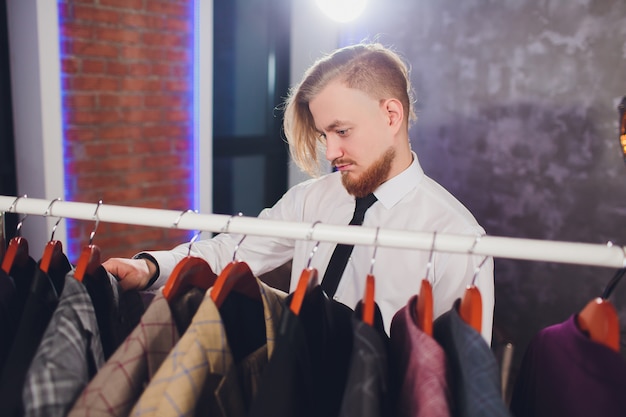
374, 151, 423, 209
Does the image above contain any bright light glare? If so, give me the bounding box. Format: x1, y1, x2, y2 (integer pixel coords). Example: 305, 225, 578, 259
316, 0, 368, 23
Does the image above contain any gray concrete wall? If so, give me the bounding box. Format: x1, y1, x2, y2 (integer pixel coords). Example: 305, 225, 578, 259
342, 0, 626, 391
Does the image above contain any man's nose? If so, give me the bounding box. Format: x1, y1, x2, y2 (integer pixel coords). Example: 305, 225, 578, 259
325, 135, 343, 163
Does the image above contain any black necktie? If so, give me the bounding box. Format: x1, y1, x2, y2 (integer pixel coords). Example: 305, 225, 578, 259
321, 193, 378, 297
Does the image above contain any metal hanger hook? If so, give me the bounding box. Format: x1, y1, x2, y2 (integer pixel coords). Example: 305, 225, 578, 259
221, 212, 242, 234
369, 227, 381, 276
425, 231, 438, 279
468, 234, 481, 255
88, 200, 103, 246
306, 220, 322, 269
9, 194, 28, 236
172, 209, 200, 256
187, 230, 202, 257
468, 234, 487, 285
8, 194, 26, 213
471, 255, 489, 286
44, 197, 63, 241
173, 209, 196, 228
223, 212, 245, 262
233, 234, 247, 262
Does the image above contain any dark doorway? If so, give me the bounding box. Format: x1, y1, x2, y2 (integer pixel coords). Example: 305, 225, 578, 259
0, 0, 18, 243
212, 0, 291, 216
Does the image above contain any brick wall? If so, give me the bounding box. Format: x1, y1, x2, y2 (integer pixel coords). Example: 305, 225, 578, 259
58, 0, 195, 260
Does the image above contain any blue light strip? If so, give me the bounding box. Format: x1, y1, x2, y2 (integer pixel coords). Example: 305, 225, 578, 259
58, 1, 198, 255
57, 1, 77, 260
192, 0, 200, 213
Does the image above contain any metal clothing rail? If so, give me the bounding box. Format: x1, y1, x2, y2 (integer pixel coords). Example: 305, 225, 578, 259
1, 195, 625, 269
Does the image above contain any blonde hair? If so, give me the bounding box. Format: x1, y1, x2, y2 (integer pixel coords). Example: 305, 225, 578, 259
283, 43, 416, 177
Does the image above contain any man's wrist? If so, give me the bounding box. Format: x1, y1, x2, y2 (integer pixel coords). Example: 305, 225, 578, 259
132, 253, 160, 289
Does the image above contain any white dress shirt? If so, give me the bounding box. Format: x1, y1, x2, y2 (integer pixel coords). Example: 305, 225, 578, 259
146, 152, 494, 343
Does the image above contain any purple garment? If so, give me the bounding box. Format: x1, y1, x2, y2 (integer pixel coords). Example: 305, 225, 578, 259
510, 314, 626, 417
389, 295, 452, 417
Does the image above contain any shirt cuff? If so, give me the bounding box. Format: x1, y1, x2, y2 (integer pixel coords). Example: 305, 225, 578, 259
132, 253, 160, 290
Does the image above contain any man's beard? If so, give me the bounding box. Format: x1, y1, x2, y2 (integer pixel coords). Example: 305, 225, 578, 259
341, 147, 395, 198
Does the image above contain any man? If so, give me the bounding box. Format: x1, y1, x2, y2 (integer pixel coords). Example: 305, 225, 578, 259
104, 43, 494, 343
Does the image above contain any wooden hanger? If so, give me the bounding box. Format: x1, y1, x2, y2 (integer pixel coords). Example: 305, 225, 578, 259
1, 196, 30, 274
40, 198, 65, 274
577, 298, 619, 352
459, 241, 487, 334
163, 231, 217, 301
362, 274, 376, 326
416, 232, 436, 335
1, 236, 29, 275
416, 279, 434, 336
290, 226, 321, 315
74, 244, 101, 282
290, 267, 319, 315
163, 256, 217, 301
210, 260, 261, 307
210, 231, 262, 308
74, 200, 103, 282
576, 268, 624, 352
40, 240, 64, 274
361, 227, 380, 326
459, 284, 482, 334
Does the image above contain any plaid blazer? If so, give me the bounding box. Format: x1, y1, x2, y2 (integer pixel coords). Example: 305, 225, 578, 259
130, 279, 286, 417
22, 272, 105, 417
68, 291, 182, 417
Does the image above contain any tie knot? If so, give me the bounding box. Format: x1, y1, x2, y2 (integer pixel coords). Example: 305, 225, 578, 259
350, 193, 378, 226
355, 193, 378, 212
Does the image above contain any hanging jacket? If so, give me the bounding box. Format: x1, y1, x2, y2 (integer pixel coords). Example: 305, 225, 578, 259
433, 299, 510, 417
510, 314, 626, 417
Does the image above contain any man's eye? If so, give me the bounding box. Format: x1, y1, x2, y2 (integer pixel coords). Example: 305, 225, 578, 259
337, 129, 348, 136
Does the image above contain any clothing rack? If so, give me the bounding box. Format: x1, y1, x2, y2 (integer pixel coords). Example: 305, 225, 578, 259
1, 195, 625, 269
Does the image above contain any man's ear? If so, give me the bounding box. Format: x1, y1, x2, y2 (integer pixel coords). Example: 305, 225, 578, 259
383, 98, 404, 132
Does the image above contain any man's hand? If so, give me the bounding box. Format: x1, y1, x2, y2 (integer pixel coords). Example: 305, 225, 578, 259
102, 257, 157, 291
